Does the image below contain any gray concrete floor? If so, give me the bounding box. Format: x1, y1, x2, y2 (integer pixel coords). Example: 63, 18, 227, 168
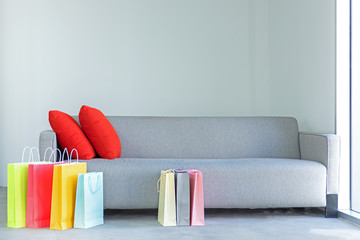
2, 187, 360, 240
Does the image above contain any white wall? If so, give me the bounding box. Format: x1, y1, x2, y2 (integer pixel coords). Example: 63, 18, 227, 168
0, 0, 335, 186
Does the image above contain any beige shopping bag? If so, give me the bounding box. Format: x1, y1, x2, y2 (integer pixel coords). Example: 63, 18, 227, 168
157, 170, 176, 226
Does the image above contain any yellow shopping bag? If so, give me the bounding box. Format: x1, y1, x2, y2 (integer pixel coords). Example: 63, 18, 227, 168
157, 170, 176, 226
50, 149, 87, 230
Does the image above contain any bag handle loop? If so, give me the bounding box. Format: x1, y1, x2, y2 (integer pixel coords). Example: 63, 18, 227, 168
88, 174, 101, 194
21, 146, 32, 163
157, 169, 173, 193
49, 148, 62, 163
62, 148, 69, 162
43, 147, 55, 162
70, 149, 79, 163
61, 148, 79, 163
29, 147, 40, 162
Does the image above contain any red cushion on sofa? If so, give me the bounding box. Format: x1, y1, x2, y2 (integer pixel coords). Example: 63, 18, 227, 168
49, 110, 96, 160
79, 105, 121, 159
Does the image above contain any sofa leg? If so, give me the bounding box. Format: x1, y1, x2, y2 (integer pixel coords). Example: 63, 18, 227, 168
325, 194, 338, 218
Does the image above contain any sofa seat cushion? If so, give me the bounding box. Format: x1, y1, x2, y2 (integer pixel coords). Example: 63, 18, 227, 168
81, 158, 326, 209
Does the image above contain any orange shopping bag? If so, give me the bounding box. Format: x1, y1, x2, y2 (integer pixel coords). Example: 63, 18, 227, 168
50, 149, 87, 230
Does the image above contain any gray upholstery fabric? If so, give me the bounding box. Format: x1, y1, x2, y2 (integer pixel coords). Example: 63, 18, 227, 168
299, 132, 340, 194
73, 116, 301, 159
79, 158, 326, 209
39, 130, 57, 161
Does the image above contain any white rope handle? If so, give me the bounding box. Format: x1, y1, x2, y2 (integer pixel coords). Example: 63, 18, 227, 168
49, 148, 62, 163
62, 148, 70, 162
69, 149, 79, 163
43, 147, 54, 162
21, 146, 32, 163
29, 147, 40, 163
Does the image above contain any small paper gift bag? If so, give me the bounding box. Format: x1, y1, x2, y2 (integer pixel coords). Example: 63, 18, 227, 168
174, 170, 190, 226
186, 170, 205, 226
157, 170, 176, 226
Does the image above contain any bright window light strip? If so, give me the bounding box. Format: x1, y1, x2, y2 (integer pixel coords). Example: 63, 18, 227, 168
336, 0, 350, 210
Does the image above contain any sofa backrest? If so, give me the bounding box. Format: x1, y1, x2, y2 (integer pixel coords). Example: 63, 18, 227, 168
76, 116, 300, 159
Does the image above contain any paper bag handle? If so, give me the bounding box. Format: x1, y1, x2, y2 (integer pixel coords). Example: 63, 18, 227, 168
156, 169, 173, 193
61, 148, 79, 163
21, 146, 41, 163
43, 147, 57, 162
88, 174, 101, 194
21, 147, 31, 163
49, 148, 62, 163
29, 147, 40, 162
157, 177, 161, 193
70, 149, 79, 163
62, 148, 69, 162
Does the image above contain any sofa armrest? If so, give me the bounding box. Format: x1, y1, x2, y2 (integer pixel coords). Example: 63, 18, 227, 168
39, 130, 58, 161
299, 132, 340, 195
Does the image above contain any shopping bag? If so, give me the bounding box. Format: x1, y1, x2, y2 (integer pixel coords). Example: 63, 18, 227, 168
26, 148, 61, 228
7, 147, 43, 228
74, 172, 104, 229
174, 170, 190, 226
186, 170, 205, 226
157, 170, 176, 226
50, 149, 87, 230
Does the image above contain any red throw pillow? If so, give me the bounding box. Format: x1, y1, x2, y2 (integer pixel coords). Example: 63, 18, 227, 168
49, 110, 96, 160
79, 105, 121, 159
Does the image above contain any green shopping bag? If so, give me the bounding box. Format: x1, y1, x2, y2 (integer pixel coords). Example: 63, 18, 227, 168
7, 147, 43, 228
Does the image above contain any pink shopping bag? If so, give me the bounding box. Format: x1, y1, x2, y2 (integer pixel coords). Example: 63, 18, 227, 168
186, 170, 205, 226
26, 148, 61, 228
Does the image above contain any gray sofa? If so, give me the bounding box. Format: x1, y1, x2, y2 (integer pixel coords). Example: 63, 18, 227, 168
39, 116, 340, 217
